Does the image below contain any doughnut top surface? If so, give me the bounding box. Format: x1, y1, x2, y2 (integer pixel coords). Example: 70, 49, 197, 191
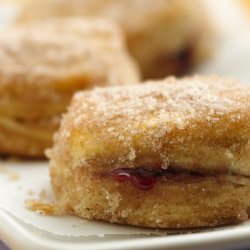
0, 18, 139, 91
52, 76, 250, 175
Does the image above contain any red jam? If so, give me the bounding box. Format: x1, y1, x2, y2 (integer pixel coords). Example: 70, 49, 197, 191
110, 168, 164, 191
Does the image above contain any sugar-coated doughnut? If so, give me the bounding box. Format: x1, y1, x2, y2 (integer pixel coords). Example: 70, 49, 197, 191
48, 76, 250, 228
16, 0, 213, 79
0, 18, 139, 157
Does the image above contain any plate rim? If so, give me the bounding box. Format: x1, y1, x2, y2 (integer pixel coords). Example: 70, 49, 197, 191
1, 209, 250, 250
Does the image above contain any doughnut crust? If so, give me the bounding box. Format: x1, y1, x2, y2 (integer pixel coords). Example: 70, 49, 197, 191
49, 76, 250, 228
0, 18, 139, 157
16, 0, 213, 79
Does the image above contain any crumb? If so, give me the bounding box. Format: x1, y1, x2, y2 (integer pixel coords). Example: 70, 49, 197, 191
39, 189, 47, 200
9, 173, 20, 181
25, 199, 66, 215
80, 219, 89, 224
26, 189, 34, 196
0, 165, 20, 181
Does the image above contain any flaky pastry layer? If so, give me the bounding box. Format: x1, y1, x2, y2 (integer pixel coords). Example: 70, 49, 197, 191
0, 115, 58, 157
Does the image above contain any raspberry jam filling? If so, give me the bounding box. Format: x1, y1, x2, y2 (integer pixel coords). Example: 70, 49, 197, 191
110, 167, 165, 190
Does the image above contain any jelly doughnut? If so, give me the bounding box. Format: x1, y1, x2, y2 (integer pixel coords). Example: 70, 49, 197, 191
48, 76, 250, 228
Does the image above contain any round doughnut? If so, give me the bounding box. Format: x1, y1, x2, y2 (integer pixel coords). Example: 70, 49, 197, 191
0, 18, 139, 157
48, 75, 250, 228
16, 0, 213, 79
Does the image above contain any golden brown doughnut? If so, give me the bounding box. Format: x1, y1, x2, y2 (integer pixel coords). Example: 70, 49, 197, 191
0, 18, 140, 157
16, 0, 213, 79
48, 75, 250, 228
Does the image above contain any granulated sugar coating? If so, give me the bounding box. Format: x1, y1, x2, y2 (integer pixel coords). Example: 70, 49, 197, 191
0, 18, 139, 92
16, 0, 213, 79
53, 75, 250, 175
47, 75, 250, 228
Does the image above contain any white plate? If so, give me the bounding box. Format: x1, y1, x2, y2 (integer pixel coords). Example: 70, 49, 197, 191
0, 208, 250, 250
0, 162, 249, 250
